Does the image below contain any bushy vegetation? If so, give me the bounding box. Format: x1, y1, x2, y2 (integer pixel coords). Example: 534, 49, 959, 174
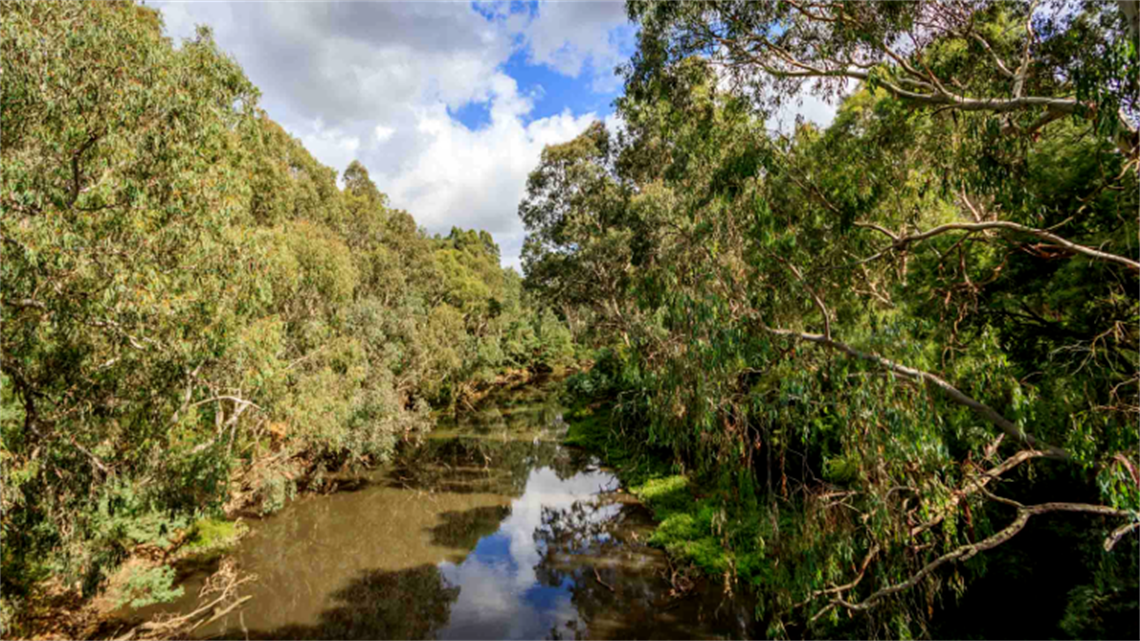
3, 1, 1138, 638
538, 1, 1139, 637
0, 0, 573, 626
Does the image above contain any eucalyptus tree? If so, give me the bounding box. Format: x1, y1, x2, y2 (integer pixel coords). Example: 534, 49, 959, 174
1, 1, 576, 624
523, 0, 1138, 635
520, 122, 645, 346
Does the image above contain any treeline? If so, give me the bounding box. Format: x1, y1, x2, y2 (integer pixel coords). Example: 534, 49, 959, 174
0, 0, 572, 623
533, 1, 1139, 637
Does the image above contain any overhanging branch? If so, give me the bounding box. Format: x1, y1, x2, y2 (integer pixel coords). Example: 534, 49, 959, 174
855, 220, 1140, 272
832, 501, 1134, 613
759, 323, 1069, 459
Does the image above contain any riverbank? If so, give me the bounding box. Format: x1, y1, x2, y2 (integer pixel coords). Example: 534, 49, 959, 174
12, 376, 758, 641
562, 404, 772, 627
101, 379, 753, 639
6, 518, 249, 640
7, 371, 564, 640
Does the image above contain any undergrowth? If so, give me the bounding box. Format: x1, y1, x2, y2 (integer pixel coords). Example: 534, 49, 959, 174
564, 403, 772, 596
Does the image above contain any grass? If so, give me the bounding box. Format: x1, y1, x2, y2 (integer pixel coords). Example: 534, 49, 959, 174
563, 403, 761, 583
181, 518, 248, 564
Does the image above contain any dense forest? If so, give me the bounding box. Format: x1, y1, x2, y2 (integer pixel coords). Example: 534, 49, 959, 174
539, 0, 1139, 637
2, 0, 1138, 639
0, 1, 575, 632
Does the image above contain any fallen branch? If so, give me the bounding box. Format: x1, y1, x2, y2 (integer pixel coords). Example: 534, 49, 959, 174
116, 559, 254, 640
114, 595, 252, 641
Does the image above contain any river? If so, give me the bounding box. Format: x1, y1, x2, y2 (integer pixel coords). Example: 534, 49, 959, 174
131, 380, 755, 639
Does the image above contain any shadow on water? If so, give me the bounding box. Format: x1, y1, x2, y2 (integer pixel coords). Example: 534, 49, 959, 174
132, 381, 755, 640
428, 505, 513, 551
246, 565, 461, 640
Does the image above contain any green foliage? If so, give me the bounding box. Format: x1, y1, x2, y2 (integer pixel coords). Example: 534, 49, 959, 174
115, 565, 184, 610
0, 0, 578, 618
529, 1, 1139, 636
633, 475, 692, 515
186, 518, 247, 553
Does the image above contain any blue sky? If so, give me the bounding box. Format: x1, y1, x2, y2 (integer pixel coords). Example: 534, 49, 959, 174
155, 0, 637, 269
450, 47, 623, 131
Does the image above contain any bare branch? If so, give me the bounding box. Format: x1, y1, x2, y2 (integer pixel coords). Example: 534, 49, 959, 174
69, 131, 102, 208
189, 396, 262, 454
910, 449, 1050, 537
5, 298, 47, 311
852, 222, 899, 242
966, 31, 1014, 78
1012, 1, 1039, 99
1105, 521, 1140, 551
836, 501, 1132, 612
67, 435, 111, 475
758, 64, 1083, 114
170, 364, 204, 425
856, 220, 1140, 272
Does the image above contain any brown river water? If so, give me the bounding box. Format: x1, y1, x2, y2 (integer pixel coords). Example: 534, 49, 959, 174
129, 382, 756, 639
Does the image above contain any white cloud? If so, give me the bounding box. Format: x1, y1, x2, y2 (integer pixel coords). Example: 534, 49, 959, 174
770, 90, 845, 134
153, 1, 631, 268
373, 125, 396, 144
153, 1, 849, 267
371, 74, 596, 270
294, 124, 362, 182
516, 1, 634, 92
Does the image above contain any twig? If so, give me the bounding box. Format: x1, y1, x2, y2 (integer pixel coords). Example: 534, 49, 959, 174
593, 566, 615, 592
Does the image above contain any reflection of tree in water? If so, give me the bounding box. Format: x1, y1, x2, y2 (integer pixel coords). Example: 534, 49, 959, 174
531, 499, 754, 640
391, 434, 597, 497
532, 499, 651, 627
466, 404, 564, 434
437, 381, 568, 436
250, 564, 460, 640
535, 500, 625, 557
428, 505, 512, 551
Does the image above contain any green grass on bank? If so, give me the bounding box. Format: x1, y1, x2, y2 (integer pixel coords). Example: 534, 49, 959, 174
184, 518, 248, 557
563, 405, 769, 589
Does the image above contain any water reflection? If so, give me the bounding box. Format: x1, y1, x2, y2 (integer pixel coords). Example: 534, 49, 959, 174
137, 384, 753, 639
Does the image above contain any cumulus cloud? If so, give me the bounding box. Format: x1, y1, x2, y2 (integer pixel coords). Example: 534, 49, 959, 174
155, 1, 837, 268
154, 0, 632, 269
161, 2, 513, 126
514, 1, 635, 92
371, 76, 595, 270
373, 125, 396, 143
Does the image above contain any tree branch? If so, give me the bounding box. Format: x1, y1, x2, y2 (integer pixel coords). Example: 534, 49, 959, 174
834, 501, 1132, 612
758, 323, 1068, 458
1012, 1, 1039, 99
910, 449, 1049, 537
966, 31, 1014, 78
856, 220, 1140, 272
773, 256, 832, 340
1104, 521, 1140, 551
69, 131, 101, 208
6, 298, 48, 311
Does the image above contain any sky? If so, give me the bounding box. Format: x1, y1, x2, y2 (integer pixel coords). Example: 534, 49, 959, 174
153, 1, 838, 270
